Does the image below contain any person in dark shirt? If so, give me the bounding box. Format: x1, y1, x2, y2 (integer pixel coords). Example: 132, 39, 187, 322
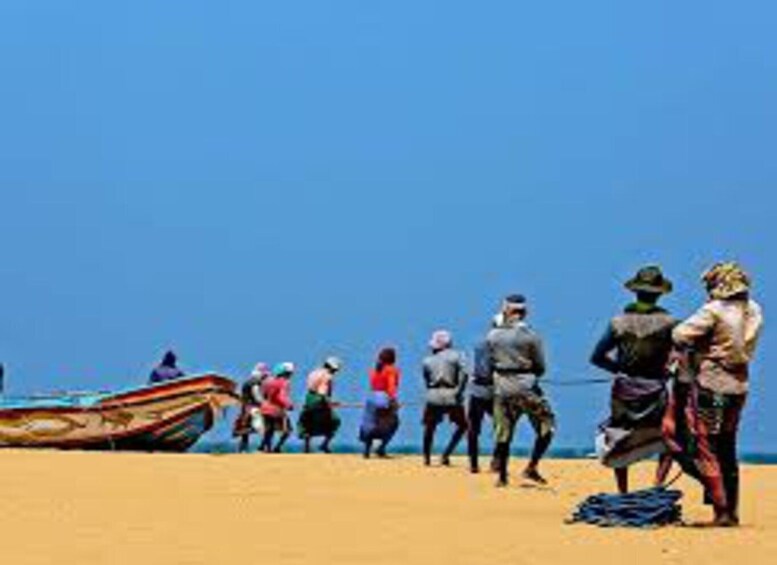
590, 266, 676, 494
233, 362, 271, 453
467, 338, 496, 474
149, 350, 185, 384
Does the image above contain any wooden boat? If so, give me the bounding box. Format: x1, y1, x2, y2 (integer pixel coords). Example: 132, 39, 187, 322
0, 374, 239, 452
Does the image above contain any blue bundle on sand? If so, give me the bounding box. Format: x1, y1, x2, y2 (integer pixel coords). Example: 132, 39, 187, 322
568, 487, 683, 528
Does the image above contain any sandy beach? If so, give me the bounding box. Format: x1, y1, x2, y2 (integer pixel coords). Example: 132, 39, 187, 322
0, 450, 775, 565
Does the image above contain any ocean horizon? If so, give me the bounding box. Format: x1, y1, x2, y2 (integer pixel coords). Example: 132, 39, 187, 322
193, 441, 777, 465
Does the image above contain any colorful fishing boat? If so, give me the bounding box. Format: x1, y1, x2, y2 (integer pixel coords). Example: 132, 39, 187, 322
0, 374, 239, 452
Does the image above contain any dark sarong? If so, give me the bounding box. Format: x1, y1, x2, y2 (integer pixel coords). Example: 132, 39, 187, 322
359, 392, 399, 443
422, 404, 468, 428
298, 392, 341, 439
262, 414, 292, 435
597, 376, 667, 469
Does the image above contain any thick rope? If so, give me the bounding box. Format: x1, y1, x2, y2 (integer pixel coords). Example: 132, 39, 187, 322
329, 377, 611, 409
568, 486, 684, 528
544, 377, 612, 386
663, 468, 685, 489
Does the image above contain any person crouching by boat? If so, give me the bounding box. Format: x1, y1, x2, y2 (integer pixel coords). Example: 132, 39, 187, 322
298, 357, 344, 454
149, 350, 185, 384
259, 362, 295, 453
487, 294, 555, 487
360, 347, 401, 458
468, 337, 497, 474
234, 363, 271, 453
422, 330, 469, 467
590, 266, 677, 494
670, 262, 764, 527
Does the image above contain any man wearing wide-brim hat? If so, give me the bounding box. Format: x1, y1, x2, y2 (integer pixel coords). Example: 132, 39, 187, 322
590, 265, 677, 494
624, 265, 674, 295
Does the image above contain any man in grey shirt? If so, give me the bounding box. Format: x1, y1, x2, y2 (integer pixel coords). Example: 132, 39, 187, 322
487, 294, 556, 487
422, 330, 469, 467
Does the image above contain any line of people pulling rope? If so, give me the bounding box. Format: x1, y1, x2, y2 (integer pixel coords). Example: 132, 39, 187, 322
231, 352, 403, 458
226, 298, 556, 485
152, 261, 763, 528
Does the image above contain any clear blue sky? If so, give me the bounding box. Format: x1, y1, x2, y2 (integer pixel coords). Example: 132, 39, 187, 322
1, 1, 774, 451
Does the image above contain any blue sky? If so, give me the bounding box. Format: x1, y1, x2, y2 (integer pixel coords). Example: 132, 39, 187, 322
1, 1, 774, 451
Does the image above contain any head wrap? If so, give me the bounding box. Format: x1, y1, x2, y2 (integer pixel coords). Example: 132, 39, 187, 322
703, 262, 751, 300
502, 294, 528, 321
429, 330, 453, 351
162, 350, 177, 367
324, 356, 343, 372
251, 362, 271, 379
273, 362, 296, 377
504, 294, 527, 309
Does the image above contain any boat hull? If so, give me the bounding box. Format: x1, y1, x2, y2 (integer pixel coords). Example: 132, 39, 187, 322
0, 374, 238, 452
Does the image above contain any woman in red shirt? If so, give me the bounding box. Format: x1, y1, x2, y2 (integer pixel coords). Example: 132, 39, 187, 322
360, 347, 401, 458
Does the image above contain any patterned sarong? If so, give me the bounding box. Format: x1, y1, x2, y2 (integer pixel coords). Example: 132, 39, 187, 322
663, 382, 745, 511
596, 376, 667, 469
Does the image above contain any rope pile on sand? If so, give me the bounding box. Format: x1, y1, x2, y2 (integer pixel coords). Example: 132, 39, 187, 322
568, 487, 683, 528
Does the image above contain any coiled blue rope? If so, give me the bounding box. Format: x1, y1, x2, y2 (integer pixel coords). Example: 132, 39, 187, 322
568, 486, 683, 528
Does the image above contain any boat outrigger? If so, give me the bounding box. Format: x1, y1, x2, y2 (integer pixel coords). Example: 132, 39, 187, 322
0, 374, 239, 452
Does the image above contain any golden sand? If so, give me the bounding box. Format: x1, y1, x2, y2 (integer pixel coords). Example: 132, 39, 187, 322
0, 450, 775, 564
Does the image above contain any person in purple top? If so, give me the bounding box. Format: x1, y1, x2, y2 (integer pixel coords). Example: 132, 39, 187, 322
149, 350, 185, 384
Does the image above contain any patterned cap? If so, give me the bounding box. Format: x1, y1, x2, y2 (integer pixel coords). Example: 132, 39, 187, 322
702, 262, 751, 300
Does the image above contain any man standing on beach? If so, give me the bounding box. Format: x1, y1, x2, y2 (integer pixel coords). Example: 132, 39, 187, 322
670, 262, 764, 527
422, 330, 469, 467
487, 295, 555, 487
590, 266, 676, 493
